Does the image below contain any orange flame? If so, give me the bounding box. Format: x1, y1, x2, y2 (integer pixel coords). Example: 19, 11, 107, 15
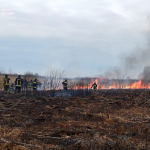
45, 78, 150, 90
71, 78, 150, 90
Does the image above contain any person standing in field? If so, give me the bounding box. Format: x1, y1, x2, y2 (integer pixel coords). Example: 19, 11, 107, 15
21, 79, 23, 91
91, 82, 97, 91
23, 77, 28, 91
28, 79, 33, 91
33, 79, 38, 91
15, 75, 23, 93
3, 74, 10, 93
62, 79, 68, 92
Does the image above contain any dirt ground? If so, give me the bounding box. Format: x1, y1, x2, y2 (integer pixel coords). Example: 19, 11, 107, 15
0, 90, 150, 150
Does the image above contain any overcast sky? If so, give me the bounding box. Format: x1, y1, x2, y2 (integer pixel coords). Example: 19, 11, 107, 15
0, 0, 150, 78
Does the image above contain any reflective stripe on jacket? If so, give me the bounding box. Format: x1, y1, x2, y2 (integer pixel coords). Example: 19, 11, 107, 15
3, 78, 9, 85
33, 82, 37, 88
16, 79, 22, 87
92, 84, 97, 89
28, 83, 33, 88
62, 81, 67, 87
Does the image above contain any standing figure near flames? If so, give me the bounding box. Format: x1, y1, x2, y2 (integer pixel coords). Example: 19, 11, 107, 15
3, 74, 10, 93
15, 75, 23, 93
91, 82, 97, 91
28, 80, 33, 91
33, 79, 38, 91
62, 79, 68, 92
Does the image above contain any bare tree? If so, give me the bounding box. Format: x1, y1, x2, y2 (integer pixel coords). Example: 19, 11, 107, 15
104, 67, 126, 89
34, 73, 39, 79
24, 71, 34, 81
112, 68, 126, 89
45, 68, 65, 90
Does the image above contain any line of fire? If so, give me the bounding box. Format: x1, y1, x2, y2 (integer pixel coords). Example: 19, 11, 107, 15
2, 73, 150, 90
44, 77, 150, 90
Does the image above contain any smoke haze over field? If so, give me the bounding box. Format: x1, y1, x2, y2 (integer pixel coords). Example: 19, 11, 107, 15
121, 30, 150, 79
124, 47, 150, 80
103, 45, 150, 80
139, 66, 150, 80
0, 0, 150, 78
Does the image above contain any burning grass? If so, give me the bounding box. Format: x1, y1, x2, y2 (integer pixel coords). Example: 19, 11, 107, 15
0, 90, 150, 149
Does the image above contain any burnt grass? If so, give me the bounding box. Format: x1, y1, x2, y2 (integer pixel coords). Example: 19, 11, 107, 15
0, 89, 150, 149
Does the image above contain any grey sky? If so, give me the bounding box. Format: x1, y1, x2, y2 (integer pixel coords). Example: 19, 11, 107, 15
0, 0, 150, 77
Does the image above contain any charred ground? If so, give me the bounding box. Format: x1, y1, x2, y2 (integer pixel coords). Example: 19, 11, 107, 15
0, 90, 150, 150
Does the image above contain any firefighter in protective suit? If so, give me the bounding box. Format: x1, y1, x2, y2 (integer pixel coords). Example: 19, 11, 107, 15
62, 79, 68, 91
15, 75, 23, 93
33, 79, 38, 91
28, 80, 33, 91
91, 82, 97, 91
3, 74, 10, 93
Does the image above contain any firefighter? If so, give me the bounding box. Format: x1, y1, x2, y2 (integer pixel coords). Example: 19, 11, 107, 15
15, 75, 23, 93
62, 79, 68, 91
33, 79, 38, 91
28, 80, 33, 91
91, 82, 97, 91
3, 74, 10, 93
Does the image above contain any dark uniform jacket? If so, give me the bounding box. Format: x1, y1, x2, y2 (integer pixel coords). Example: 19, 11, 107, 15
33, 81, 38, 89
62, 81, 67, 87
15, 77, 23, 87
92, 83, 97, 89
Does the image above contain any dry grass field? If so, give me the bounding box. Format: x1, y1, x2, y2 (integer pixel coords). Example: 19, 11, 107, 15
0, 90, 150, 149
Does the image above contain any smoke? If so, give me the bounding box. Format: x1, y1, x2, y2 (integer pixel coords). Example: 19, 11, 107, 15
101, 20, 150, 80
124, 47, 150, 70
123, 18, 150, 79
139, 66, 150, 80
123, 44, 150, 79
103, 67, 126, 80
103, 46, 150, 80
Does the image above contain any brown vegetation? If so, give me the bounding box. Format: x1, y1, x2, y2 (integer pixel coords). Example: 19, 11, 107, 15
0, 90, 150, 149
